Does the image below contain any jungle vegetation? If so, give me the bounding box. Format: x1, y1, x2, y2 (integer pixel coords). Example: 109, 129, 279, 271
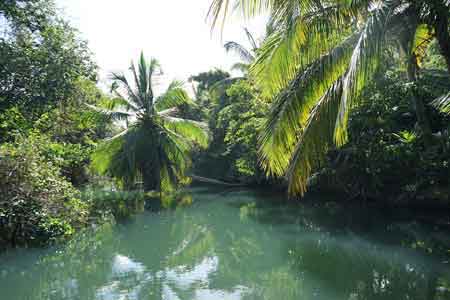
209, 0, 450, 195
0, 0, 449, 247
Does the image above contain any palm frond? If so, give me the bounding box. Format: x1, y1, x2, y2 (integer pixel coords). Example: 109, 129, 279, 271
259, 1, 392, 194
287, 78, 344, 195
138, 52, 149, 98
127, 53, 162, 112
258, 35, 357, 176
91, 126, 142, 188
244, 27, 258, 50
412, 24, 434, 67
163, 116, 209, 148
432, 91, 450, 114
85, 103, 133, 122
286, 77, 343, 195
107, 127, 131, 142
148, 58, 162, 78
91, 136, 123, 176
231, 62, 250, 73
224, 41, 255, 63
208, 0, 270, 31
155, 80, 194, 111
110, 72, 144, 108
250, 3, 357, 98
207, 0, 230, 34
148, 57, 162, 103
103, 94, 140, 112
158, 128, 198, 190
130, 59, 143, 103
158, 107, 179, 117
208, 0, 374, 32
334, 3, 391, 145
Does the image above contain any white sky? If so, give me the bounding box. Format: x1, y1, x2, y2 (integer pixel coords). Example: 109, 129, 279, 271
56, 0, 267, 92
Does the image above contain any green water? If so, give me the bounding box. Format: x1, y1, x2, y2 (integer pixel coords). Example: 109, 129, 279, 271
1, 187, 449, 300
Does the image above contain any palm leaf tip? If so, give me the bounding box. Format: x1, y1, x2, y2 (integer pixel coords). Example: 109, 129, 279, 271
287, 78, 345, 196
155, 83, 194, 111
85, 103, 133, 121
257, 35, 358, 180
163, 117, 209, 149
432, 91, 450, 114
224, 41, 255, 63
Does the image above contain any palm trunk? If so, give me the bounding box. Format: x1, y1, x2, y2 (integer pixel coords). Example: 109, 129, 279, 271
396, 12, 433, 145
142, 167, 158, 192
406, 55, 433, 145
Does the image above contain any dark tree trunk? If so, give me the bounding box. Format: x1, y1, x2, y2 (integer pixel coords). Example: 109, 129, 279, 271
142, 166, 158, 192
397, 8, 433, 145
426, 270, 439, 300
406, 55, 433, 145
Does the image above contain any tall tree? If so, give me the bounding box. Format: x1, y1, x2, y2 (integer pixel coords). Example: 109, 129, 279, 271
209, 0, 450, 195
0, 0, 52, 32
0, 0, 96, 124
91, 53, 208, 192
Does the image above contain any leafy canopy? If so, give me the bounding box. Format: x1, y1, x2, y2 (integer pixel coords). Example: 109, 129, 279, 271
209, 0, 450, 195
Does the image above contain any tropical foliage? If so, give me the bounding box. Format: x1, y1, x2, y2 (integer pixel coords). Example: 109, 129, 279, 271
314, 67, 450, 201
209, 0, 450, 195
188, 68, 231, 120
0, 133, 89, 247
432, 91, 450, 114
1, 0, 449, 250
191, 75, 270, 183
0, 2, 96, 126
90, 53, 208, 192
0, 0, 112, 247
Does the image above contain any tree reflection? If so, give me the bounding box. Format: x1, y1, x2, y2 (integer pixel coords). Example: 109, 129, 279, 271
0, 188, 449, 300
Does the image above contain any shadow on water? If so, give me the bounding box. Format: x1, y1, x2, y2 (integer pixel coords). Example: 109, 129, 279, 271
0, 186, 449, 300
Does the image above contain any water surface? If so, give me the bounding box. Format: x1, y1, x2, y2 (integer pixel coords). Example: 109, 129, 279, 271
1, 187, 449, 299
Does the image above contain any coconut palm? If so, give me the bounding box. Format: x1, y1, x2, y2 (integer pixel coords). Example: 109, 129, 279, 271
90, 52, 208, 192
209, 0, 450, 195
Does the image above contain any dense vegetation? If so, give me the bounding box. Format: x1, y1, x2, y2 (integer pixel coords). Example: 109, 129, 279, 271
0, 0, 449, 248
210, 0, 450, 195
0, 0, 111, 247
189, 71, 271, 184
313, 64, 450, 204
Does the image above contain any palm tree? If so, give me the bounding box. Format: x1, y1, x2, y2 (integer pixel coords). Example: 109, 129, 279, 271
224, 28, 259, 73
90, 53, 208, 192
208, 0, 450, 195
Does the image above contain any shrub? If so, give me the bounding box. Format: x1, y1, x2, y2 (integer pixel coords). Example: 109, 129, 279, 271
0, 134, 89, 247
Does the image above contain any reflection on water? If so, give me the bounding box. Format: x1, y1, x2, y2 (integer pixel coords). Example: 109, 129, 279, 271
0, 187, 449, 300
96, 254, 149, 300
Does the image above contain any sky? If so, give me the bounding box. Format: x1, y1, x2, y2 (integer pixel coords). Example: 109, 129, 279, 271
56, 0, 267, 92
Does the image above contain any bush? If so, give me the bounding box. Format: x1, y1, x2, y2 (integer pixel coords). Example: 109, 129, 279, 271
193, 79, 271, 184
0, 134, 89, 248
82, 188, 146, 219
315, 69, 450, 203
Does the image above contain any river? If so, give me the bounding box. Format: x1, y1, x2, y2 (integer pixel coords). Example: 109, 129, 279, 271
0, 186, 449, 299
